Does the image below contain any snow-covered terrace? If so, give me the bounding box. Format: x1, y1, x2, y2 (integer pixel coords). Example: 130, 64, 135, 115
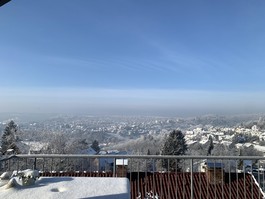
0, 176, 130, 199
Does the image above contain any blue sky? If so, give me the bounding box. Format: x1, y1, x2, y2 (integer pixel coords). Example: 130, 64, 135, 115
0, 0, 265, 116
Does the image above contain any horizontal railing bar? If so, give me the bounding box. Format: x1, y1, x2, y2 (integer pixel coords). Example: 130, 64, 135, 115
1, 154, 264, 160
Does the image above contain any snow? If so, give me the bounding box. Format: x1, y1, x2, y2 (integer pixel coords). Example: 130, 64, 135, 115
0, 172, 12, 180
0, 177, 130, 199
199, 139, 208, 144
116, 159, 128, 165
253, 145, 265, 153
15, 169, 40, 179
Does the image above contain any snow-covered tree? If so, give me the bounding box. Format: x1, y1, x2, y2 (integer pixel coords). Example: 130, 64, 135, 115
161, 130, 187, 171
46, 132, 67, 154
91, 140, 100, 153
67, 139, 89, 154
207, 135, 214, 156
1, 120, 20, 155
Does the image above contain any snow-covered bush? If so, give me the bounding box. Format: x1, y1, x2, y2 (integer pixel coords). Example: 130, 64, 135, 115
1, 169, 39, 188
16, 169, 39, 186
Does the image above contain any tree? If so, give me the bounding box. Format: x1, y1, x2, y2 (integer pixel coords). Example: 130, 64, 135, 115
161, 130, 188, 171
1, 120, 20, 155
237, 145, 263, 171
207, 135, 214, 156
147, 149, 151, 155
91, 140, 100, 154
46, 132, 67, 154
67, 139, 89, 154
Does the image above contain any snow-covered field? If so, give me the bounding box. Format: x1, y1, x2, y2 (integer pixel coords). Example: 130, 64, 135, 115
0, 177, 130, 199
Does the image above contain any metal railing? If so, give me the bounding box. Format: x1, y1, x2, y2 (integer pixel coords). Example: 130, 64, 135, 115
1, 154, 265, 199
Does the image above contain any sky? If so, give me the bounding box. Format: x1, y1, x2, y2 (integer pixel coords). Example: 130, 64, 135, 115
0, 0, 265, 116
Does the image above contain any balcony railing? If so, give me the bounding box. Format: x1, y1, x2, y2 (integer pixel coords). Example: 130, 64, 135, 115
1, 154, 265, 199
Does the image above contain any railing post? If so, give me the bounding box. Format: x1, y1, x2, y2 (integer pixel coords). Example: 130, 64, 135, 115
16, 157, 19, 172
42, 158, 45, 172
33, 158, 37, 170
190, 158, 194, 199
113, 157, 116, 177
8, 159, 10, 171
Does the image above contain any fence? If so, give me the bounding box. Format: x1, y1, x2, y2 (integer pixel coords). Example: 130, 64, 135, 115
1, 154, 265, 199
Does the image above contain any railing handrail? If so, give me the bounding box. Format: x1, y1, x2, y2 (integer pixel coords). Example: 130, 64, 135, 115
1, 154, 265, 160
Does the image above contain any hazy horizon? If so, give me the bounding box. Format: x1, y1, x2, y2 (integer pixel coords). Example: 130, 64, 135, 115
1, 87, 265, 117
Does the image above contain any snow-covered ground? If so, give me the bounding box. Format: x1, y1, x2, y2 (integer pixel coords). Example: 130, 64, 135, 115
0, 177, 130, 199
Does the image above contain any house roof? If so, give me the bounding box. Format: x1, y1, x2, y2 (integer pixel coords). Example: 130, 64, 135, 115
129, 172, 264, 199
206, 162, 224, 169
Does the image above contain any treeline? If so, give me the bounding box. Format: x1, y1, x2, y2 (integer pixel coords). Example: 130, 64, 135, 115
0, 120, 101, 155
241, 116, 265, 130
